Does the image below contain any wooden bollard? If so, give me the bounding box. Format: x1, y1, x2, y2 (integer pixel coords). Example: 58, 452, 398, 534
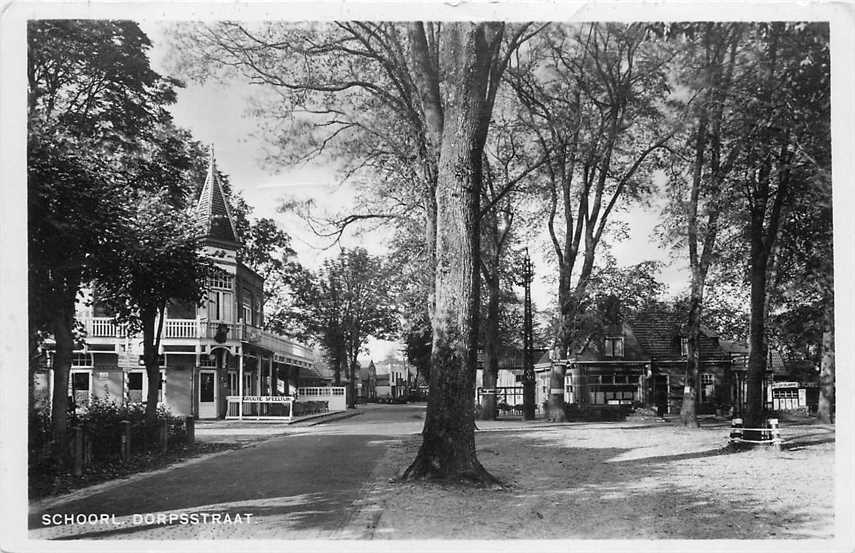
160, 419, 169, 453
185, 416, 195, 444
768, 418, 782, 450
72, 426, 83, 477
729, 418, 743, 443
120, 420, 131, 462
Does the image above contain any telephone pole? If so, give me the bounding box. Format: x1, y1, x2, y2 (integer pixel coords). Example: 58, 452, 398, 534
522, 249, 536, 420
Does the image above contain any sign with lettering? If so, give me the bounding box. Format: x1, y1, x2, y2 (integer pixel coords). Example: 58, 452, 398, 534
771, 382, 800, 389
241, 396, 294, 403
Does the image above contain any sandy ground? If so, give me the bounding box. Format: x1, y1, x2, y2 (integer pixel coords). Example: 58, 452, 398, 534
367, 418, 835, 540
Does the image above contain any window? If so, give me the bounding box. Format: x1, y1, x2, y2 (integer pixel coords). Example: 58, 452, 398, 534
128, 372, 144, 403
207, 271, 234, 290
208, 290, 233, 322
241, 291, 253, 325
614, 374, 627, 384
700, 373, 715, 402
71, 352, 93, 367
228, 371, 238, 396
127, 370, 165, 404
681, 337, 689, 357
604, 337, 624, 358
70, 370, 92, 405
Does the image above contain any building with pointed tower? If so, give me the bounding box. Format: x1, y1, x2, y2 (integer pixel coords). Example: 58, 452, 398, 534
33, 148, 324, 419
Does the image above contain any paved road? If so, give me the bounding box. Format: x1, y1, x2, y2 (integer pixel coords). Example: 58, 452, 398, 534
29, 404, 425, 540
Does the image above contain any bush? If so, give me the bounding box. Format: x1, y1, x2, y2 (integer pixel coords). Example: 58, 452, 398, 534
30, 397, 189, 466
292, 400, 329, 417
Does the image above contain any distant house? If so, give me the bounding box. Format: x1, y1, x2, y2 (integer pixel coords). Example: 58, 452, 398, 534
375, 358, 411, 399
534, 309, 776, 416
475, 347, 547, 409
359, 361, 377, 400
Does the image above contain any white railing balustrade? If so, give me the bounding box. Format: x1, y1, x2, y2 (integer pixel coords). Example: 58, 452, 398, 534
226, 395, 294, 420
162, 319, 199, 339
87, 317, 125, 338
297, 387, 347, 412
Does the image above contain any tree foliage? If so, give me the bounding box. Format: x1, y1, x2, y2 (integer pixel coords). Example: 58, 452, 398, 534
28, 20, 182, 460
290, 248, 398, 405
95, 190, 212, 419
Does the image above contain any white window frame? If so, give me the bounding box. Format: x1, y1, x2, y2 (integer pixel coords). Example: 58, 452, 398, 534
208, 290, 233, 322
127, 369, 166, 405
681, 337, 689, 357
604, 337, 624, 358
69, 368, 93, 405
241, 292, 253, 325
71, 352, 94, 368
207, 272, 234, 290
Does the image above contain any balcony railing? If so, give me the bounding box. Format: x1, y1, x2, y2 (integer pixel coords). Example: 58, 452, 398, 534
79, 318, 313, 363
163, 319, 198, 339
86, 317, 126, 338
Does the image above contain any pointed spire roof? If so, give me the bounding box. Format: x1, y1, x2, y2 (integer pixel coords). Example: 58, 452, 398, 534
195, 145, 240, 247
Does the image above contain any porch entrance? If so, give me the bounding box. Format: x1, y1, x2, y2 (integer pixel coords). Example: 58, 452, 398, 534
199, 370, 217, 419
652, 374, 668, 416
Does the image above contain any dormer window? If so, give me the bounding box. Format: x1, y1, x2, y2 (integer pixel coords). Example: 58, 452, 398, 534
604, 337, 624, 358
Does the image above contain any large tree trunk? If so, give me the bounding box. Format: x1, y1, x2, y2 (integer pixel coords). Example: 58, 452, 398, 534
744, 207, 770, 439
49, 306, 75, 466
816, 297, 834, 423
547, 265, 573, 421
403, 22, 503, 485
680, 289, 702, 428
478, 274, 500, 420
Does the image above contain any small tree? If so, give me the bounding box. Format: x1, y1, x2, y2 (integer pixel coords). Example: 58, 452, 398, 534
291, 248, 398, 407
96, 190, 211, 419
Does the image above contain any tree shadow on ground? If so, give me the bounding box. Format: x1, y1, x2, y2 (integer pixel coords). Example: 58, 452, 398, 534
29, 433, 392, 538
466, 429, 833, 540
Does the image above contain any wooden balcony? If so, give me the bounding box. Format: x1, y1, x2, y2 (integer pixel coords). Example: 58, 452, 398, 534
80, 318, 313, 364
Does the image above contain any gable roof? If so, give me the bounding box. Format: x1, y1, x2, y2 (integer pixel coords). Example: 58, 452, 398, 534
564, 309, 733, 362
195, 146, 239, 247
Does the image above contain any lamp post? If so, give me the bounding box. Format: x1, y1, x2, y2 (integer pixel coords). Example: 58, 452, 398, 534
521, 249, 536, 420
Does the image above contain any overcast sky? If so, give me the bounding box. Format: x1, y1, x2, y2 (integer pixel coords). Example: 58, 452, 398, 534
140, 20, 691, 363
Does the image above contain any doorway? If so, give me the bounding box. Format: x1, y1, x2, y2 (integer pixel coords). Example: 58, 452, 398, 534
199, 370, 217, 419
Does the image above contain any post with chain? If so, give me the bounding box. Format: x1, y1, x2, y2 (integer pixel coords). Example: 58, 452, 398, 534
522, 249, 536, 420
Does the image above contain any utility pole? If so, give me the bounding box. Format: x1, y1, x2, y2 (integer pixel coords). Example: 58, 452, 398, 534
522, 249, 536, 420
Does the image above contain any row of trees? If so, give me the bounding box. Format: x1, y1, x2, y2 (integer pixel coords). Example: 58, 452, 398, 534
169, 20, 831, 482
31, 20, 831, 483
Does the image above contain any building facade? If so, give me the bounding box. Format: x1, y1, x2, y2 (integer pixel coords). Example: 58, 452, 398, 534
34, 150, 315, 419
534, 310, 775, 416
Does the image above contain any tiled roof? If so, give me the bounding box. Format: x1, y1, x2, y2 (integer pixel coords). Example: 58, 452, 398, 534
195, 146, 239, 246
556, 310, 734, 362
